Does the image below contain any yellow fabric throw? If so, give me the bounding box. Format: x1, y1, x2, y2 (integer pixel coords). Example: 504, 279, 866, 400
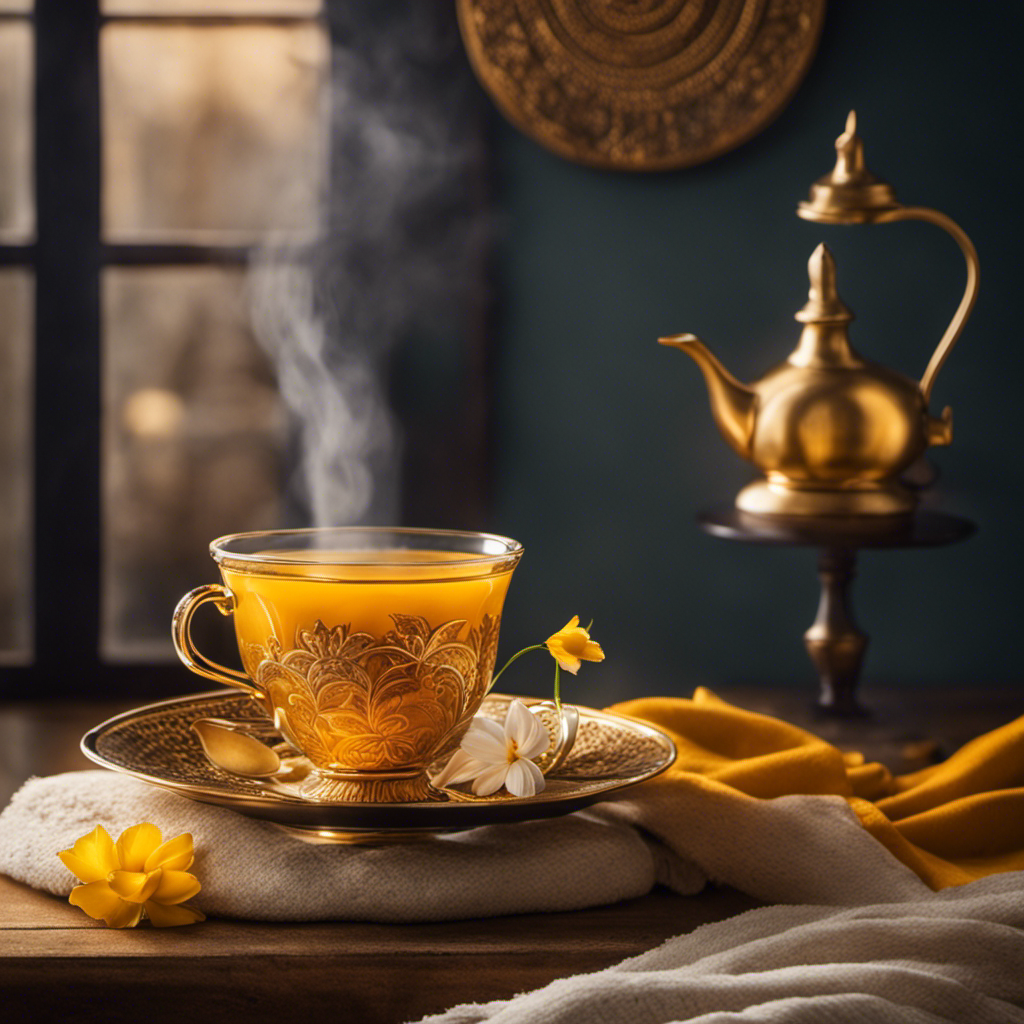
609, 687, 1024, 891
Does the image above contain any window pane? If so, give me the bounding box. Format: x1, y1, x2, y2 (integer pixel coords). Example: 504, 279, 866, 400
0, 21, 33, 242
103, 1, 321, 14
0, 270, 33, 663
102, 22, 328, 242
102, 267, 284, 661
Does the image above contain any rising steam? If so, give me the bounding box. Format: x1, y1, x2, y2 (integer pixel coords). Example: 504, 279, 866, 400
248, 0, 486, 527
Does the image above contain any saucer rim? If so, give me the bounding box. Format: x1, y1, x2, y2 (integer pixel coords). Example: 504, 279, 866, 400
81, 689, 676, 833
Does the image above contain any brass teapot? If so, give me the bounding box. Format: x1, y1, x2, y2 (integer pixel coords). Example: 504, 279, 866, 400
660, 112, 978, 517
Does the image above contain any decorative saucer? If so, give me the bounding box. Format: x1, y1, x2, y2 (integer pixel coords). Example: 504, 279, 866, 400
82, 691, 675, 843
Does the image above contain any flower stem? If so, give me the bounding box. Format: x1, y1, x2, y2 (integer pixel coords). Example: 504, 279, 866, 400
553, 662, 561, 712
488, 643, 545, 692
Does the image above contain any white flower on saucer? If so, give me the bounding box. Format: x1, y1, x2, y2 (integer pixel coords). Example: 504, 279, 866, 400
432, 700, 551, 797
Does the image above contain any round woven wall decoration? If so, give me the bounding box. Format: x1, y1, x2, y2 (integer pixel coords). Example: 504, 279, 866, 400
457, 0, 827, 171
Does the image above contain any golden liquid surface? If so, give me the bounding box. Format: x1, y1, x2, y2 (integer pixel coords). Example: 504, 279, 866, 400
221, 549, 513, 647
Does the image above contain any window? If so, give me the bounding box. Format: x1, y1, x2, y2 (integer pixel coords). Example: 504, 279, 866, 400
2, 0, 491, 696
0, 0, 329, 693
1, 1, 492, 698
99, 9, 328, 661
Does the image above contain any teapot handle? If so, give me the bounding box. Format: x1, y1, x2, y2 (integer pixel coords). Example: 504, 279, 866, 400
873, 206, 979, 403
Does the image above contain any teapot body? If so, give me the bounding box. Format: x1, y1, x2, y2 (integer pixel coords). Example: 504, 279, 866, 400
737, 358, 931, 515
660, 244, 954, 517
751, 359, 927, 484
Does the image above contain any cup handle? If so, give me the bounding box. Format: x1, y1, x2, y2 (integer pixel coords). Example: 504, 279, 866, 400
172, 584, 264, 700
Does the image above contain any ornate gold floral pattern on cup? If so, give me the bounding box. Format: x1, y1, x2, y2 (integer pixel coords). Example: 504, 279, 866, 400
251, 614, 502, 777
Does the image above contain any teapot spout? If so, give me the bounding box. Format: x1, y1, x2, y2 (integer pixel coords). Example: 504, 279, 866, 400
659, 333, 756, 458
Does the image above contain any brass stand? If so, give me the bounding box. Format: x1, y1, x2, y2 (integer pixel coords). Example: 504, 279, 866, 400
698, 508, 976, 717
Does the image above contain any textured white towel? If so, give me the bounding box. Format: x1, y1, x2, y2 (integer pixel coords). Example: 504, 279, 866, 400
2, 756, 932, 921
0, 761, 937, 920
415, 871, 1024, 1024
0, 770, 677, 921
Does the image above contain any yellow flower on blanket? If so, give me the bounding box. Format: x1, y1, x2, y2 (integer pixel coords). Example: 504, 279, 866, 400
58, 823, 205, 928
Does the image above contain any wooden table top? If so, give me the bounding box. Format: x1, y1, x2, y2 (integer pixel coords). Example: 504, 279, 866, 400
0, 872, 758, 1024
1, 686, 1020, 1023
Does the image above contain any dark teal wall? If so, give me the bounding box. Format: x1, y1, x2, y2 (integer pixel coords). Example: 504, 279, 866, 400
486, 3, 1024, 706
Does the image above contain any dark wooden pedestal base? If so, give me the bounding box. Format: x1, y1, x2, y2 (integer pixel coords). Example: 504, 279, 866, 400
699, 508, 976, 717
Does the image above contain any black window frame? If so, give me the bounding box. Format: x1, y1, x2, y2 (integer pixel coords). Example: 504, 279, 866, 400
2, 2, 320, 698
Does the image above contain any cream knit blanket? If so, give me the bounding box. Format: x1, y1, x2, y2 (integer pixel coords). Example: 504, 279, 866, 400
1, 752, 933, 919
0, 770, 669, 921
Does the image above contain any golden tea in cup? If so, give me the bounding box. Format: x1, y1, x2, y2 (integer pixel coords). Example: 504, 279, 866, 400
173, 527, 522, 802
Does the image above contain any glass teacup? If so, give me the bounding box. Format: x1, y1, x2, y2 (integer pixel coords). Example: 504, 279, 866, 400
172, 527, 523, 802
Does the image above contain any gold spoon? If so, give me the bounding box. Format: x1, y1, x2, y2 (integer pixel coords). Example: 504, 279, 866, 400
191, 718, 282, 778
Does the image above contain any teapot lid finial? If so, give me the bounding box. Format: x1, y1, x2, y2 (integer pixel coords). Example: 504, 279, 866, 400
795, 244, 853, 324
797, 111, 899, 224
833, 111, 865, 182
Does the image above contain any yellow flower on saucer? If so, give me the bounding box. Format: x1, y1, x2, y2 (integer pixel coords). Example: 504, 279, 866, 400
545, 616, 605, 675
58, 823, 205, 928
